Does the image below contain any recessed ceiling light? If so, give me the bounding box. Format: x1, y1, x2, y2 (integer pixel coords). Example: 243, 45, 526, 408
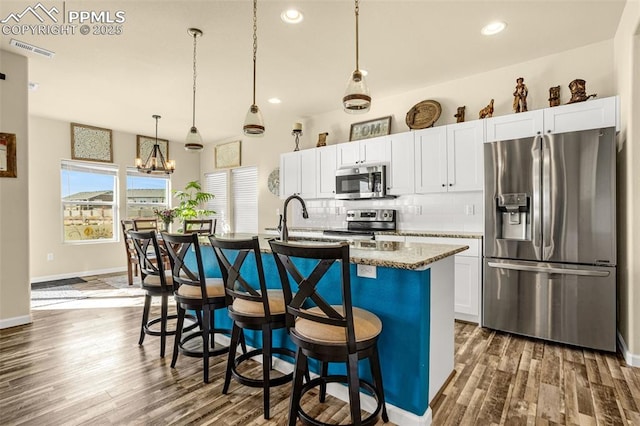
268, 98, 281, 104
281, 9, 303, 24
481, 21, 507, 36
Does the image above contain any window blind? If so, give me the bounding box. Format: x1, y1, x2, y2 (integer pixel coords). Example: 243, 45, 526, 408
231, 166, 258, 234
204, 171, 228, 223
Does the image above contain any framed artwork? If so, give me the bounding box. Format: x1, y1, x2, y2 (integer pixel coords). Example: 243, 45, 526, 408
137, 135, 169, 163
0, 133, 17, 178
215, 140, 241, 168
349, 116, 392, 141
71, 123, 113, 163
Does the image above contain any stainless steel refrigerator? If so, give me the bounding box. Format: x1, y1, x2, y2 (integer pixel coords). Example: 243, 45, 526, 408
483, 127, 617, 351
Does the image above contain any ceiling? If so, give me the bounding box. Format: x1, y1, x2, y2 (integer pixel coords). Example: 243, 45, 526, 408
0, 0, 626, 144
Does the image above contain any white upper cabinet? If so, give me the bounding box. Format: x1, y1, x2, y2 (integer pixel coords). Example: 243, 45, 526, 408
485, 96, 618, 142
414, 126, 448, 193
447, 120, 484, 192
414, 121, 484, 194
279, 149, 316, 200
387, 132, 415, 195
543, 96, 618, 134
485, 110, 544, 142
316, 145, 337, 198
336, 135, 390, 168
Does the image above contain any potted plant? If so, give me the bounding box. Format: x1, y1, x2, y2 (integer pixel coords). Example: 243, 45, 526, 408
173, 180, 215, 232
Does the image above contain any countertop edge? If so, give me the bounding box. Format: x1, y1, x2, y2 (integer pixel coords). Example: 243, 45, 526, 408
264, 227, 483, 239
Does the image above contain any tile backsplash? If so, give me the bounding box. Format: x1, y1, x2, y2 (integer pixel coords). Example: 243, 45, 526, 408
287, 192, 484, 233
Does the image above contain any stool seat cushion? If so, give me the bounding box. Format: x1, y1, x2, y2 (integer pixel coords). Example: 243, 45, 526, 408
176, 278, 225, 299
232, 289, 286, 316
142, 272, 173, 287
295, 306, 382, 343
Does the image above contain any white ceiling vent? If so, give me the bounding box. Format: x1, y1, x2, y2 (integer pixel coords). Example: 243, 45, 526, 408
10, 39, 55, 58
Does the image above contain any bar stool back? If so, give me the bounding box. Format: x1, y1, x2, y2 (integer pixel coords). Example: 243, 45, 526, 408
128, 230, 177, 357
209, 235, 294, 419
269, 240, 389, 426
161, 232, 232, 383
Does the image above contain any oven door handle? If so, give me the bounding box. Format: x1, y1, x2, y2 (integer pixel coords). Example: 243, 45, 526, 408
487, 261, 610, 277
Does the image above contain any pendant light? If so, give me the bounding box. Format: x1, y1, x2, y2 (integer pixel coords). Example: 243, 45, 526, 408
243, 0, 265, 136
136, 115, 175, 174
343, 0, 371, 113
185, 28, 204, 151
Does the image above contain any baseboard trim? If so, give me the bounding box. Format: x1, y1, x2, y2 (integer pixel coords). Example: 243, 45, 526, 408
0, 314, 32, 329
617, 331, 640, 367
31, 267, 127, 284
213, 334, 432, 425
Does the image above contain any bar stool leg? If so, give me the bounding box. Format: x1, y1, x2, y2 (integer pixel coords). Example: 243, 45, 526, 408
171, 306, 185, 368
139, 294, 152, 345
222, 323, 241, 394
202, 309, 211, 383
288, 348, 307, 426
319, 361, 328, 403
347, 352, 362, 426
370, 345, 388, 422
160, 293, 168, 358
262, 324, 272, 419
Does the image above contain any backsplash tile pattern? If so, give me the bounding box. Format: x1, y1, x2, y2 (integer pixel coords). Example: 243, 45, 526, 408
287, 192, 483, 233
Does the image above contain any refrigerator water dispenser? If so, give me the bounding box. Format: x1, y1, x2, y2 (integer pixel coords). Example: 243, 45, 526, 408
496, 193, 530, 240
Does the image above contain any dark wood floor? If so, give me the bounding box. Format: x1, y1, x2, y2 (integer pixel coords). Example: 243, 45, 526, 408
1, 274, 638, 425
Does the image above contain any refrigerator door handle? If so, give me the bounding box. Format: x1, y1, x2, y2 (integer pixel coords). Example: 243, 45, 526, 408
487, 261, 610, 277
541, 135, 553, 259
532, 136, 542, 259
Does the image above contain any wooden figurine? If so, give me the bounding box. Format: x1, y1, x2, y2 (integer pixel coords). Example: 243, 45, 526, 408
567, 79, 597, 103
479, 99, 494, 119
316, 132, 328, 147
513, 77, 528, 113
548, 85, 561, 107
454, 106, 466, 123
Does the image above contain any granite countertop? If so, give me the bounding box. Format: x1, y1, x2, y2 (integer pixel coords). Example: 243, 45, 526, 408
205, 233, 468, 271
264, 227, 483, 239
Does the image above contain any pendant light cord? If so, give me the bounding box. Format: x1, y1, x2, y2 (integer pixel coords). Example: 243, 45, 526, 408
191, 31, 198, 128
252, 0, 258, 106
355, 0, 360, 71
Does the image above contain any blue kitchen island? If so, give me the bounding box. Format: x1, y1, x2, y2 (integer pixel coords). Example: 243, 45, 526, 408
193, 235, 468, 425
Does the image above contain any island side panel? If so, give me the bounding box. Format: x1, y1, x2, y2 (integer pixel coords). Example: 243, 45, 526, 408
428, 256, 455, 403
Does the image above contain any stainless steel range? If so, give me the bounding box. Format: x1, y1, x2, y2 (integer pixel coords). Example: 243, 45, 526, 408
323, 209, 396, 240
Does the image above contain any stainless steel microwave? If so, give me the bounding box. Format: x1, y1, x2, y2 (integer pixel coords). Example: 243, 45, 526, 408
335, 164, 387, 200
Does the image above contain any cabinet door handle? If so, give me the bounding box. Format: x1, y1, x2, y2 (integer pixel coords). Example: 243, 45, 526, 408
442, 184, 446, 187
449, 183, 453, 186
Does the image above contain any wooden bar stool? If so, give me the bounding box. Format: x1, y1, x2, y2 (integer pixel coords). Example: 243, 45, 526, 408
128, 230, 177, 358
270, 240, 389, 426
162, 232, 238, 383
209, 235, 294, 419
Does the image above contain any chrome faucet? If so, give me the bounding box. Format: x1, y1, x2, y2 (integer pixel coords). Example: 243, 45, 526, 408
280, 194, 309, 242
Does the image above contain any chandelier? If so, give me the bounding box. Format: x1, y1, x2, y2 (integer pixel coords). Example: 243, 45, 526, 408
136, 115, 175, 174
185, 28, 204, 151
243, 0, 265, 136
342, 0, 371, 113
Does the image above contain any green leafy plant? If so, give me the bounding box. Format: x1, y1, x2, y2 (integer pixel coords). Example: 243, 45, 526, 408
172, 180, 215, 231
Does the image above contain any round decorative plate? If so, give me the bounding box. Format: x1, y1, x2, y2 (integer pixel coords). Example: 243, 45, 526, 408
406, 100, 442, 129
268, 167, 280, 196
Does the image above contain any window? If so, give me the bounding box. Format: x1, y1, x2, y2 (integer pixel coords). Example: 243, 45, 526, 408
126, 168, 170, 218
204, 171, 228, 225
232, 167, 258, 233
204, 166, 258, 234
61, 160, 118, 242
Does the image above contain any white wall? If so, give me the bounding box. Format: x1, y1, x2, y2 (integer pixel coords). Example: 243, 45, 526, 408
614, 0, 640, 365
0, 50, 31, 328
28, 116, 200, 281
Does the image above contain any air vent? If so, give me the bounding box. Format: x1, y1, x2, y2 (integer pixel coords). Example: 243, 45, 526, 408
10, 39, 55, 58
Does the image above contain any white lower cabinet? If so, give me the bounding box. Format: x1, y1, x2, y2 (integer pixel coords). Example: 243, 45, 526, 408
403, 236, 482, 323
